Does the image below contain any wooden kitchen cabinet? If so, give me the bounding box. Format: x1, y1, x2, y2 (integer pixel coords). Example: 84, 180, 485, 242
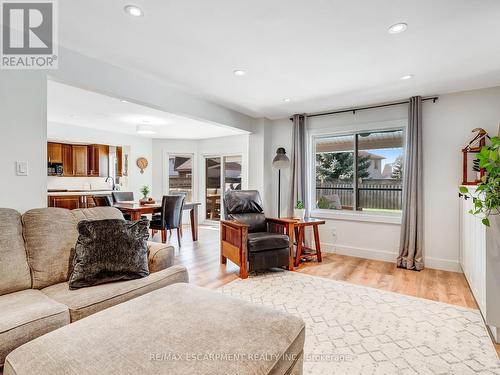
48, 195, 84, 210
98, 145, 109, 177
47, 143, 62, 163
88, 145, 109, 177
116, 147, 123, 177
61, 144, 73, 176
72, 145, 88, 176
47, 142, 111, 177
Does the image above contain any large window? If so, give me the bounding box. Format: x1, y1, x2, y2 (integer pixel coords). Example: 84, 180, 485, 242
315, 129, 404, 213
168, 155, 193, 202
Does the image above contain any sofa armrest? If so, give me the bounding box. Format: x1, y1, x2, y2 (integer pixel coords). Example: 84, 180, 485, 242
147, 241, 175, 273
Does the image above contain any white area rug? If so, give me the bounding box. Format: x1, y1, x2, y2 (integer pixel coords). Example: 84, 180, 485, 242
219, 271, 500, 374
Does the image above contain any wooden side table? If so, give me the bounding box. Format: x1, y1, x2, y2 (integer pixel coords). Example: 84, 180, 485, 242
291, 218, 326, 267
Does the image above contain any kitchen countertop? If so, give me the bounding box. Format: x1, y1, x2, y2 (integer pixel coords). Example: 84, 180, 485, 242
47, 190, 115, 196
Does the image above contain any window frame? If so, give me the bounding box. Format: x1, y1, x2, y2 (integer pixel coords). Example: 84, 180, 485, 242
308, 120, 406, 224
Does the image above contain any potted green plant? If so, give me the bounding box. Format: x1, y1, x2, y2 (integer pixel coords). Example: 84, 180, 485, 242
460, 136, 500, 227
139, 185, 153, 205
294, 201, 306, 220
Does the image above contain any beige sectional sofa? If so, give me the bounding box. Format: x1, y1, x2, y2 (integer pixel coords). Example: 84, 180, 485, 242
0, 207, 188, 367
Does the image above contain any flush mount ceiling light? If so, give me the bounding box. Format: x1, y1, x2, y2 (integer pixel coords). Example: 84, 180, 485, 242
124, 5, 143, 17
388, 23, 407, 34
136, 124, 155, 135
282, 98, 291, 103
233, 69, 247, 76
400, 74, 414, 80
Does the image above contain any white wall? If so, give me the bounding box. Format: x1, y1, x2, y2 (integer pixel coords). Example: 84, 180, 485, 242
423, 87, 500, 271
152, 134, 250, 223
48, 122, 153, 200
265, 86, 500, 272
0, 71, 47, 212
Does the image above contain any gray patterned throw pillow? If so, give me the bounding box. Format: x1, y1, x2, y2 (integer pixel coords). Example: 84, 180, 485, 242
68, 219, 150, 289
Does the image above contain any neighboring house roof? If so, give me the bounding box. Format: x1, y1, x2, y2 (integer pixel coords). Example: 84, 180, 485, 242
176, 159, 192, 172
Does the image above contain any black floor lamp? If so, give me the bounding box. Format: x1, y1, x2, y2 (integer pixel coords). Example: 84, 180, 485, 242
272, 147, 290, 218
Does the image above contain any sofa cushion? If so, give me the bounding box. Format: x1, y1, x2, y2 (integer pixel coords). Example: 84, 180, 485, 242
0, 209, 31, 295
22, 207, 124, 289
69, 219, 150, 290
42, 265, 188, 322
248, 232, 290, 253
0, 289, 69, 365
5, 283, 305, 375
70, 207, 124, 222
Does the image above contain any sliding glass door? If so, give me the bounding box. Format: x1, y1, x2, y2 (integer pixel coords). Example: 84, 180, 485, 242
205, 155, 242, 221
205, 157, 221, 220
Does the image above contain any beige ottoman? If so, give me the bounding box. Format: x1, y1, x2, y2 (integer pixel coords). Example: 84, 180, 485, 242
4, 283, 305, 375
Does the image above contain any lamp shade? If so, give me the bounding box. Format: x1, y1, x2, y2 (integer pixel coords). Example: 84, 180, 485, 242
272, 147, 290, 169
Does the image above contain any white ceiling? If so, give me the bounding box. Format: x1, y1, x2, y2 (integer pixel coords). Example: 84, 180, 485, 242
59, 1, 500, 119
47, 81, 247, 139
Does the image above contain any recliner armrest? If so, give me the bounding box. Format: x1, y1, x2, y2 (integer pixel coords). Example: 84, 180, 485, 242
266, 217, 297, 225
147, 241, 174, 273
220, 219, 249, 230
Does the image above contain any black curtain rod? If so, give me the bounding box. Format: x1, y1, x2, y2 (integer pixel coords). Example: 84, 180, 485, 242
289, 96, 439, 121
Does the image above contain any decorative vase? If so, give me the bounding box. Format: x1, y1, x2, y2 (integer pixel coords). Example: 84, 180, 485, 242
294, 208, 305, 221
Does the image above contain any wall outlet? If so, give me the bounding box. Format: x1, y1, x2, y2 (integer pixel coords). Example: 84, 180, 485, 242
331, 228, 337, 242
16, 161, 28, 176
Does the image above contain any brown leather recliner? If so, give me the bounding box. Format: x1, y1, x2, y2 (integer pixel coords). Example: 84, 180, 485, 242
220, 190, 295, 278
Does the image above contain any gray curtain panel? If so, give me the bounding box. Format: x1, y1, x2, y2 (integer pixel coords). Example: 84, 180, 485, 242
398, 96, 424, 270
289, 114, 308, 217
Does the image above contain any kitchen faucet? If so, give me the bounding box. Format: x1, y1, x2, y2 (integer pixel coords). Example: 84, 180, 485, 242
105, 176, 116, 191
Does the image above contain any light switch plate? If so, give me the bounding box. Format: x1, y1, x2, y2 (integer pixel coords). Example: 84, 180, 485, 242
16, 161, 28, 176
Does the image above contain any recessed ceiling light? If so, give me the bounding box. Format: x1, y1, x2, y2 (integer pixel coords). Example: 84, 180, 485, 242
120, 99, 129, 103
136, 124, 155, 135
388, 23, 407, 34
400, 74, 414, 80
233, 69, 247, 76
124, 5, 143, 17
282, 98, 291, 102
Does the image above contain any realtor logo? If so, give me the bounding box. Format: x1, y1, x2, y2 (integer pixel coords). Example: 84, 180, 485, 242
1, 0, 58, 69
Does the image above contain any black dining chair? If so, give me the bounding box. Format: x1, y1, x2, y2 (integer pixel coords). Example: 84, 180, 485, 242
150, 195, 185, 247
93, 195, 113, 207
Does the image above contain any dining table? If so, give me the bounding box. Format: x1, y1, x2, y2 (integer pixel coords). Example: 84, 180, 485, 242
112, 201, 201, 241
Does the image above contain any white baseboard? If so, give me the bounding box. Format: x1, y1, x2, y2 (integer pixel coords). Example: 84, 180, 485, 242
424, 256, 462, 273
321, 242, 397, 263
321, 242, 462, 273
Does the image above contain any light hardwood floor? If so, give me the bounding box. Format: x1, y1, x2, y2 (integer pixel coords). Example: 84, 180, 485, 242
157, 225, 500, 356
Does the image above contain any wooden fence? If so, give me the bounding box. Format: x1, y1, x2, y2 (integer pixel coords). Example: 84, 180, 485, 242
316, 181, 403, 210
